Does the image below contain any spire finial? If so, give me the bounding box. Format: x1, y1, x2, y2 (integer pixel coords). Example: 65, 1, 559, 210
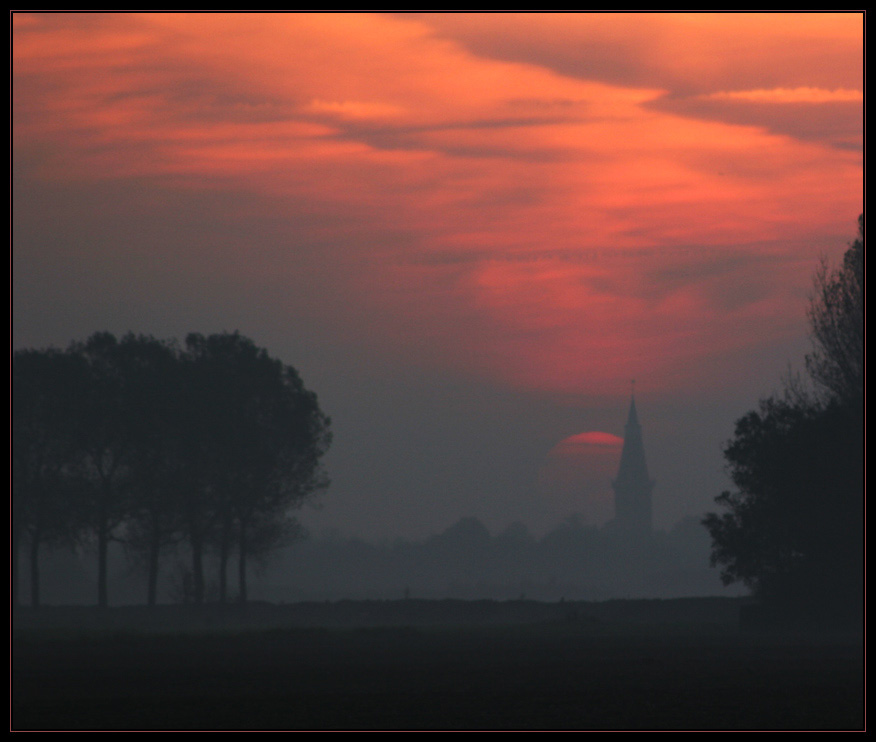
626, 381, 639, 426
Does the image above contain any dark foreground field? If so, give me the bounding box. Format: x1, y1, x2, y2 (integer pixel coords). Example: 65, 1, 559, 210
12, 599, 864, 731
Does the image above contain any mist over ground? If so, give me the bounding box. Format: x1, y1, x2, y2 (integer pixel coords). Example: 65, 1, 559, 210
25, 513, 742, 607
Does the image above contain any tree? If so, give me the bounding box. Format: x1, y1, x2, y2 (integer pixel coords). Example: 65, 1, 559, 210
704, 396, 861, 610
12, 330, 331, 607
119, 336, 186, 606
12, 348, 88, 607
181, 332, 331, 603
231, 360, 331, 602
806, 213, 864, 407
71, 332, 179, 607
704, 216, 864, 623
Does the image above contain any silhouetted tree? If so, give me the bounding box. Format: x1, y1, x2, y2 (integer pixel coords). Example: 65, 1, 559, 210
72, 332, 178, 607
119, 336, 186, 606
12, 348, 88, 607
705, 398, 860, 607
704, 216, 864, 623
232, 359, 330, 603
807, 213, 864, 407
13, 330, 331, 608
182, 332, 331, 604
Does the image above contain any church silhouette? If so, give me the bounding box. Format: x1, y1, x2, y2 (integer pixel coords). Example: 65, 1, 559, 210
611, 393, 654, 538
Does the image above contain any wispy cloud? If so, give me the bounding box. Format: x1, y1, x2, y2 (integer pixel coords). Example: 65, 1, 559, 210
13, 12, 863, 398
702, 87, 862, 104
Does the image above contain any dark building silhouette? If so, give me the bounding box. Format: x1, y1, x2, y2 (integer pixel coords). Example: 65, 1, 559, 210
611, 394, 654, 537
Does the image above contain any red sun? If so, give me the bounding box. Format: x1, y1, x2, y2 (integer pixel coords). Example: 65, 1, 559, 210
536, 431, 623, 526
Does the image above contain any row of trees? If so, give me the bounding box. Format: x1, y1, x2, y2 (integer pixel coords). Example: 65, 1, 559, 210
278, 514, 722, 602
704, 215, 863, 625
12, 331, 332, 608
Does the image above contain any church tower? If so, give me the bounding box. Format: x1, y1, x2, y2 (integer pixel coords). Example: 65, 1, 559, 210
611, 393, 654, 537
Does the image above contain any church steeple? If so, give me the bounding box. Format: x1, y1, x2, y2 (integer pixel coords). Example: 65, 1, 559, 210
626, 393, 640, 426
612, 391, 654, 536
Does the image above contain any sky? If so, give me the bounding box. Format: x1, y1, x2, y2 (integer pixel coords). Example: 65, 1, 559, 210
12, 12, 863, 541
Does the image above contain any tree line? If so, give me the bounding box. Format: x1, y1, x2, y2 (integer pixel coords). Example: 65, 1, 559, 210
276, 514, 722, 603
12, 331, 332, 608
704, 215, 863, 627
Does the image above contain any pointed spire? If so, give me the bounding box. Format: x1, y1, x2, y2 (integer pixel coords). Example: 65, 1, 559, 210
612, 384, 653, 536
626, 392, 639, 427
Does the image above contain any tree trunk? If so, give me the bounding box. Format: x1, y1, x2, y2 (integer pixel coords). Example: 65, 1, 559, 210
29, 526, 41, 609
238, 519, 248, 604
218, 514, 231, 604
12, 523, 21, 608
191, 531, 205, 604
147, 517, 161, 607
97, 477, 112, 608
97, 514, 109, 608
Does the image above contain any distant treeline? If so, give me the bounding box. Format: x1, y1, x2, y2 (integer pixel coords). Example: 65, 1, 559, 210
266, 514, 729, 603
12, 331, 332, 608
17, 513, 730, 606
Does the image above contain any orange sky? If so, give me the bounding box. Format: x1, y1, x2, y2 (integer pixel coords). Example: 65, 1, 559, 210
11, 11, 864, 536
13, 12, 862, 399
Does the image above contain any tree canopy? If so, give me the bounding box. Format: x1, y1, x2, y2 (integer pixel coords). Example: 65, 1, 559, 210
807, 213, 864, 407
703, 216, 864, 625
12, 331, 331, 607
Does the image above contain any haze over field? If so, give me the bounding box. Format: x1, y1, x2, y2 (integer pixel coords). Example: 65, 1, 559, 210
13, 12, 863, 544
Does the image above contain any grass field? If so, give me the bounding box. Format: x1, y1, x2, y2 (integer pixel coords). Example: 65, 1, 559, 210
12, 600, 864, 731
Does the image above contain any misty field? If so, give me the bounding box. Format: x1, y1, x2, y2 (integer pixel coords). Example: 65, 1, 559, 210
13, 600, 863, 731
